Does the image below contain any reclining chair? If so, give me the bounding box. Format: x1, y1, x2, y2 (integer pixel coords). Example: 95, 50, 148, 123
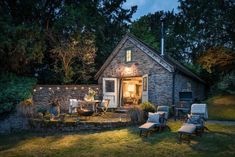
178, 103, 208, 143
139, 106, 170, 137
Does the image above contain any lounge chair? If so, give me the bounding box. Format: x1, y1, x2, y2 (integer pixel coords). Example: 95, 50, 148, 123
178, 103, 208, 143
139, 107, 169, 137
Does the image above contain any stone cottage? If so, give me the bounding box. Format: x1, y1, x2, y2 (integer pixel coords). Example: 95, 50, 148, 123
95, 33, 206, 108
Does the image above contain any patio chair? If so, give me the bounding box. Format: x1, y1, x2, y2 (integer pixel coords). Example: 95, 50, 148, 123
139, 111, 169, 137
178, 103, 208, 143
69, 99, 79, 114
157, 105, 169, 119
97, 99, 110, 115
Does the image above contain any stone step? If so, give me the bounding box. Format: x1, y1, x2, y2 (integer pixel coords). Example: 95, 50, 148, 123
115, 108, 128, 113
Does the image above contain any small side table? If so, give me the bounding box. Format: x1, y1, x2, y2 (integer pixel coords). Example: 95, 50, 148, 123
174, 107, 190, 121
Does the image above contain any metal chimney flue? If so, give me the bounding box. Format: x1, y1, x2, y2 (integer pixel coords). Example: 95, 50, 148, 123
160, 15, 165, 56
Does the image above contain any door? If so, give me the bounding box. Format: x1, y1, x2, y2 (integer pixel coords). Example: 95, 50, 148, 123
142, 74, 148, 103
103, 78, 118, 108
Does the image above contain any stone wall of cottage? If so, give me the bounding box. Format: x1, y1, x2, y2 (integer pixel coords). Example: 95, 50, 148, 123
33, 85, 100, 113
98, 39, 173, 106
174, 72, 206, 104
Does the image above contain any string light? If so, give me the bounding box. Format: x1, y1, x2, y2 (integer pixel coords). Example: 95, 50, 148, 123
57, 87, 60, 90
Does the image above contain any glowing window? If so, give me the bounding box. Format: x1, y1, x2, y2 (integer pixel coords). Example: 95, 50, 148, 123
126, 50, 132, 62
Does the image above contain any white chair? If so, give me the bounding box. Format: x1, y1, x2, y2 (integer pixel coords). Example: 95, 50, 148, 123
69, 99, 79, 113
190, 103, 208, 120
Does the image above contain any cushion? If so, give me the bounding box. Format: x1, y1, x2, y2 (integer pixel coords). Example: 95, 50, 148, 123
147, 112, 160, 123
187, 114, 201, 124
191, 103, 208, 119
139, 122, 156, 130
178, 124, 196, 134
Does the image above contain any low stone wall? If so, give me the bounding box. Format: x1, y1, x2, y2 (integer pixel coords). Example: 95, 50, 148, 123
28, 119, 131, 132
0, 113, 28, 134
33, 84, 101, 113
0, 117, 131, 134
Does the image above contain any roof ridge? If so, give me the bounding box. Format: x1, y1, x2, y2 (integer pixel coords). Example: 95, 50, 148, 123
126, 33, 205, 83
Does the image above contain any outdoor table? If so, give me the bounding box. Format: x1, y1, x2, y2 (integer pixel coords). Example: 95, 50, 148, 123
174, 107, 190, 121
79, 100, 101, 113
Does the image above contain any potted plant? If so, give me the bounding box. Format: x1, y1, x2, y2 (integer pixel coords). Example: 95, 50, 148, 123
84, 88, 97, 101
140, 101, 156, 121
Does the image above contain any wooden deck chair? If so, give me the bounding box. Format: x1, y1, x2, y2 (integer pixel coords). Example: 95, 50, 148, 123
178, 103, 208, 143
139, 112, 168, 137
97, 99, 110, 115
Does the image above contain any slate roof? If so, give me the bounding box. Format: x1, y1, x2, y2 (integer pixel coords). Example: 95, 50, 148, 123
95, 33, 205, 84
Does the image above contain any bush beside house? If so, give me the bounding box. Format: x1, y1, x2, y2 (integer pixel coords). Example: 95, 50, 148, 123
0, 73, 36, 118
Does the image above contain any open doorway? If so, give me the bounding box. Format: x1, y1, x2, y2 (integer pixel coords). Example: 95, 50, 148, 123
121, 77, 142, 108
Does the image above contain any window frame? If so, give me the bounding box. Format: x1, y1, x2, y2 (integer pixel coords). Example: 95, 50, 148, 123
125, 49, 132, 62
143, 77, 147, 92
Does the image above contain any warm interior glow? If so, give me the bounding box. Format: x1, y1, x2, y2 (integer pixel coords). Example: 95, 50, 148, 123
124, 67, 131, 74
122, 77, 142, 105
126, 50, 132, 62
127, 84, 135, 92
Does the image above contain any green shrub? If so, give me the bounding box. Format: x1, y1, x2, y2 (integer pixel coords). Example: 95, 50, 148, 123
140, 101, 156, 113
0, 73, 37, 117
17, 98, 34, 117
128, 107, 144, 124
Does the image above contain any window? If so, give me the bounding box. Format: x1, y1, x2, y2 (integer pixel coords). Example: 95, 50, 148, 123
126, 49, 132, 62
105, 80, 115, 92
179, 92, 192, 101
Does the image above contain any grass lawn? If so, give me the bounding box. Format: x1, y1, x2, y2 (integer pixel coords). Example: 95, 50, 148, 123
0, 120, 235, 157
207, 95, 235, 121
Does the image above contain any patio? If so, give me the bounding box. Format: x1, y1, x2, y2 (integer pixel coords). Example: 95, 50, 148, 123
28, 112, 131, 132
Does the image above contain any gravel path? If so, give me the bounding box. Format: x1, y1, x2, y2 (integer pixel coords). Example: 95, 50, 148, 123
207, 120, 235, 125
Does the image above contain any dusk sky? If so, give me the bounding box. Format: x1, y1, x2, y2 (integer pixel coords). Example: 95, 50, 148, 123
123, 0, 180, 20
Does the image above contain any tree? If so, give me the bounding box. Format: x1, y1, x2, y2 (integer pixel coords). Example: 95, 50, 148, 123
0, 1, 46, 74
178, 0, 235, 62
0, 0, 136, 84
198, 47, 235, 73
130, 11, 187, 61
51, 32, 96, 84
